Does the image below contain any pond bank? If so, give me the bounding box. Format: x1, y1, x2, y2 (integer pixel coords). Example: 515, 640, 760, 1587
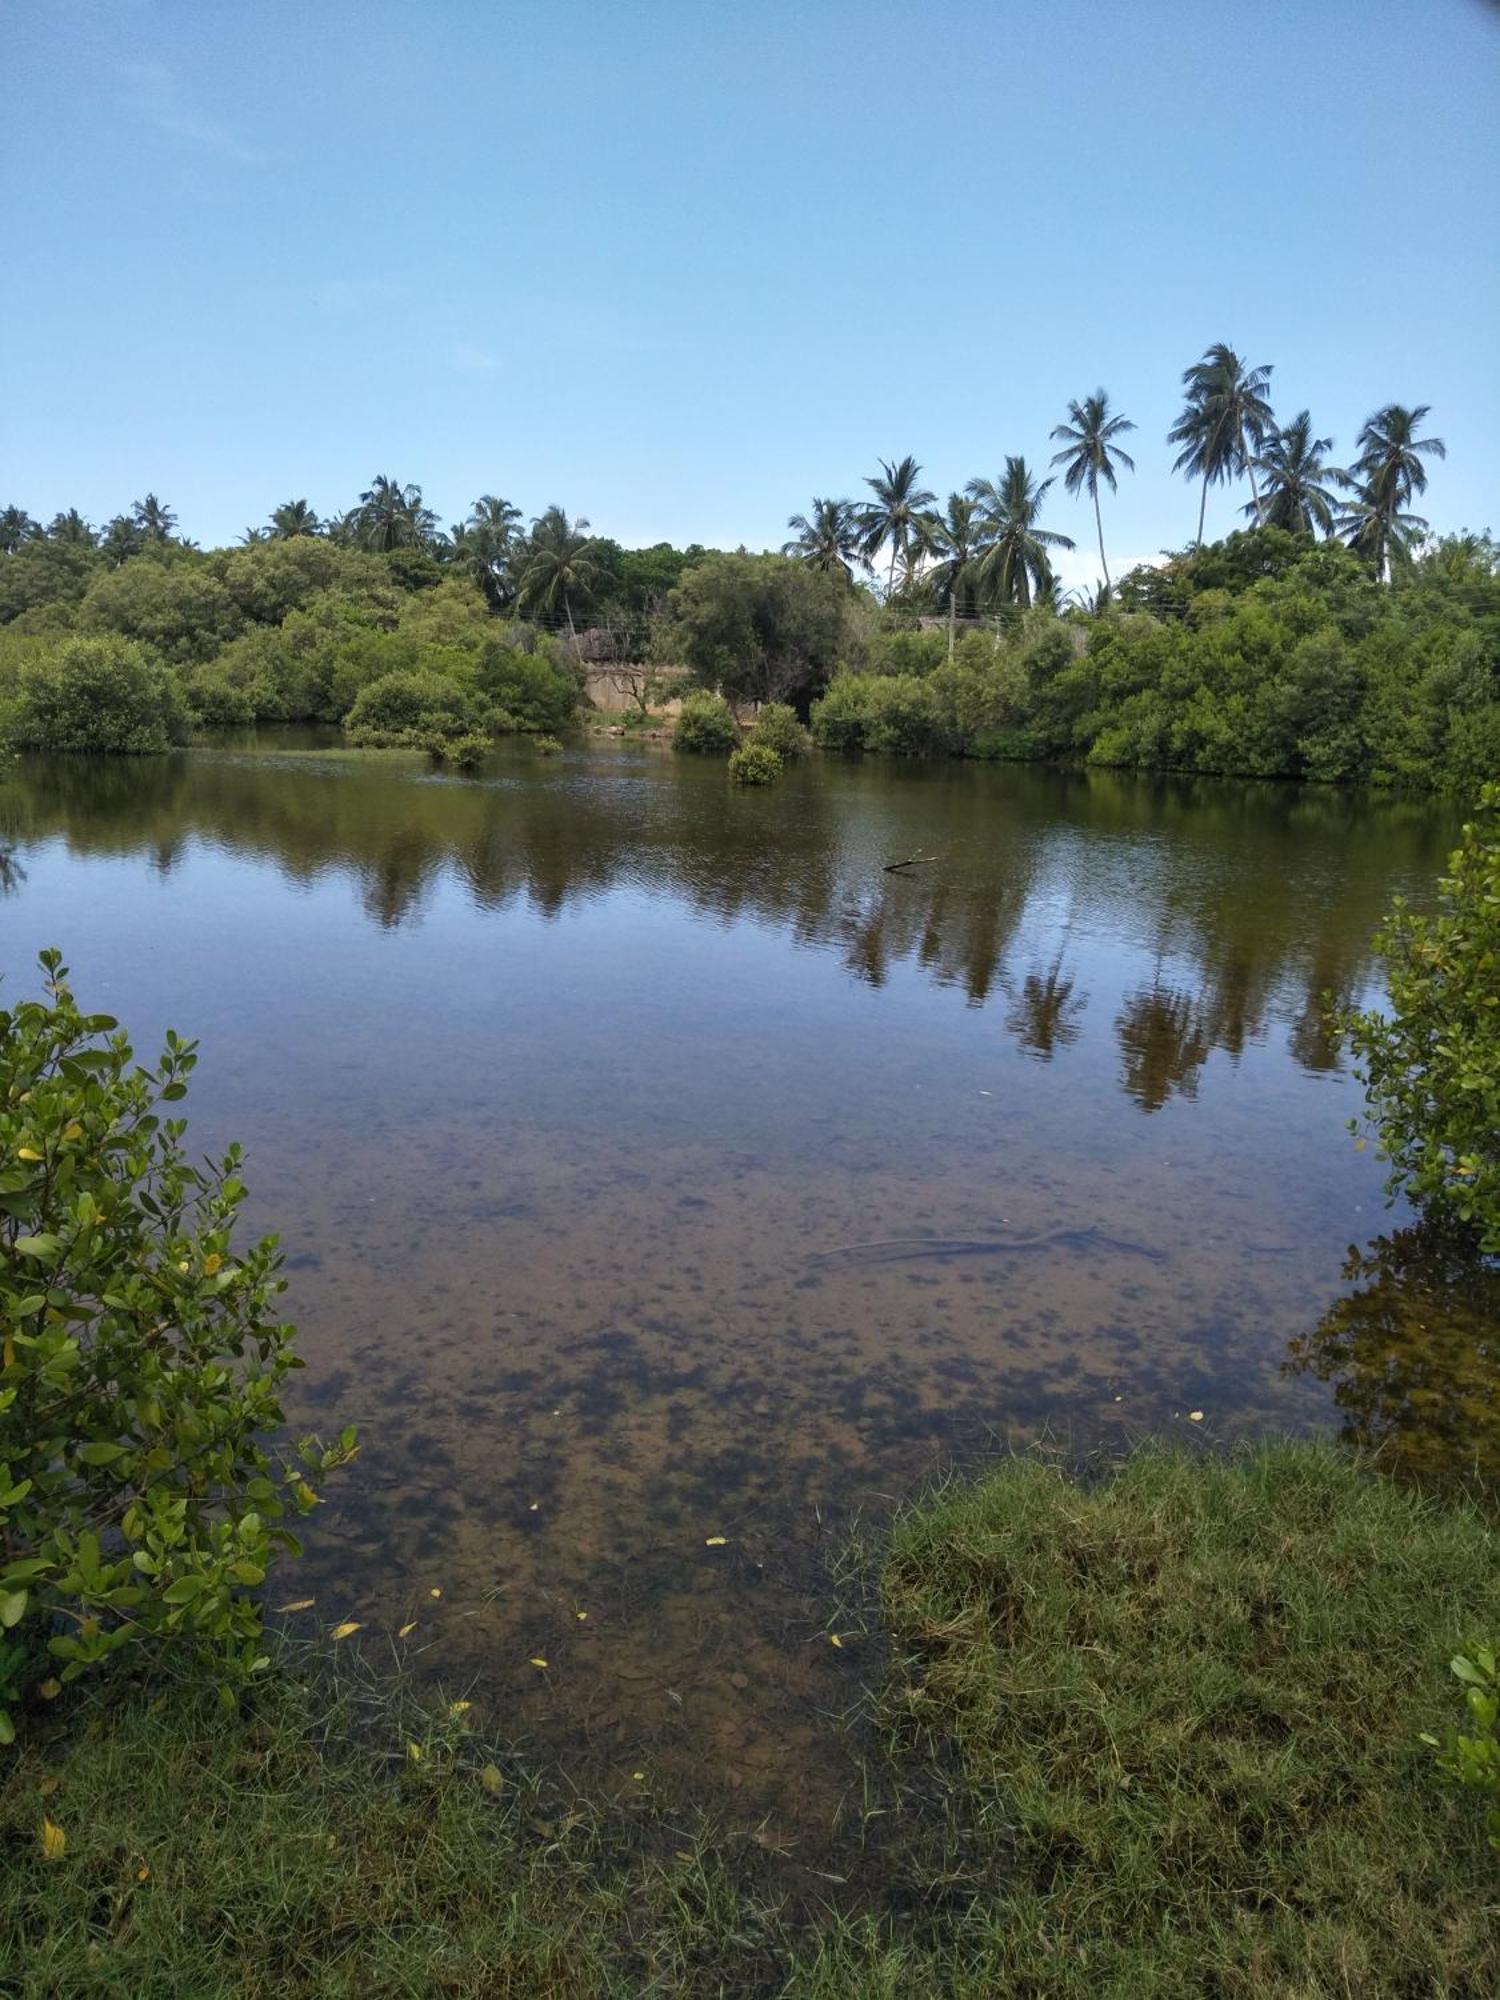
5, 1441, 1497, 1999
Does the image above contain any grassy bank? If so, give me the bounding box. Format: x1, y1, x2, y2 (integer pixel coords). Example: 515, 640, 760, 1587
3, 1443, 1498, 1997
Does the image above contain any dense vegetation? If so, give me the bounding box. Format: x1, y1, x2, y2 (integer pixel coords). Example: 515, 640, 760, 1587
1, 349, 1493, 786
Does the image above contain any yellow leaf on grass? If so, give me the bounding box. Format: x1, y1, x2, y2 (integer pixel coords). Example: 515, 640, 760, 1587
480, 1764, 503, 1795
828, 1634, 843, 1648
449, 1700, 472, 1717
631, 1770, 646, 1782
37, 1774, 60, 1796
398, 1622, 417, 1639
406, 1742, 423, 1762
429, 1587, 442, 1599
137, 1865, 150, 1883
1188, 1411, 1204, 1423
530, 1657, 549, 1669
575, 1610, 588, 1622
704, 1536, 728, 1548
276, 1599, 315, 1613
40, 1817, 65, 1861
39, 1679, 61, 1701
330, 1621, 361, 1641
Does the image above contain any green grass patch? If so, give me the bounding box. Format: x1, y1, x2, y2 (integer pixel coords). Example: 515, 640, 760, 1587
879, 1440, 1500, 1996
3, 1444, 1498, 1997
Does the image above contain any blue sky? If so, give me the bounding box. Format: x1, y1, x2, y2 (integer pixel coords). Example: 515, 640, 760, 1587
4, 0, 1497, 585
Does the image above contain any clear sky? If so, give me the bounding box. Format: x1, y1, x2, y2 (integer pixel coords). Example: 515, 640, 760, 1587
4, 0, 1497, 586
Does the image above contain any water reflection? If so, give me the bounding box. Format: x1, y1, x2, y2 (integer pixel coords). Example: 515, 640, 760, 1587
1287, 1225, 1500, 1492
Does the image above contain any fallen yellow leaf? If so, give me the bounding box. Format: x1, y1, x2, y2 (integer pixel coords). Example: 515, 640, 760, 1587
38, 1679, 61, 1701
330, 1621, 361, 1641
704, 1536, 728, 1548
398, 1621, 417, 1639
828, 1633, 843, 1648
1188, 1411, 1204, 1423
276, 1599, 315, 1613
449, 1700, 472, 1717
631, 1770, 645, 1782
137, 1865, 150, 1883
406, 1741, 423, 1762
480, 1764, 503, 1794
429, 1587, 442, 1599
575, 1610, 588, 1622
41, 1817, 65, 1862
37, 1774, 60, 1796
529, 1656, 549, 1669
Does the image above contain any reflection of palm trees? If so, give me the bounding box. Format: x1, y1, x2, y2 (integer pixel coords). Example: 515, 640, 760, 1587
1005, 954, 1086, 1059
0, 847, 25, 896
1285, 1224, 1500, 1491
1116, 983, 1210, 1111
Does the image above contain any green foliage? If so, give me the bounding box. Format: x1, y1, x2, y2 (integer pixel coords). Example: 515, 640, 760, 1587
0, 954, 355, 1745
427, 731, 492, 772
1425, 1645, 1500, 1850
344, 670, 479, 747
1339, 787, 1500, 1252
474, 631, 581, 734
879, 1442, 1500, 1994
10, 637, 185, 753
727, 741, 782, 786
810, 672, 949, 756
78, 555, 245, 667
661, 552, 851, 709
859, 626, 949, 678
0, 538, 100, 627
672, 689, 739, 754
745, 701, 808, 759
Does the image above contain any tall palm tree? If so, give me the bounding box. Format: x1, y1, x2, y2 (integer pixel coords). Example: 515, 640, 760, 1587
0, 507, 41, 553
45, 509, 97, 547
1167, 343, 1275, 543
858, 455, 936, 597
922, 494, 985, 658
1242, 412, 1342, 537
515, 506, 601, 637
1049, 390, 1136, 589
782, 497, 863, 580
450, 494, 523, 610
966, 457, 1076, 610
268, 499, 322, 539
353, 475, 438, 552
1340, 403, 1446, 580
131, 493, 177, 542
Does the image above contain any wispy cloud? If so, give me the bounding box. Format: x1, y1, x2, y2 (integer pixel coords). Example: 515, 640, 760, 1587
116, 57, 263, 165
448, 343, 502, 373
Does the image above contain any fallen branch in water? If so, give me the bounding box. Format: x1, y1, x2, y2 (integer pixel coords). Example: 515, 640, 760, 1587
883, 853, 937, 873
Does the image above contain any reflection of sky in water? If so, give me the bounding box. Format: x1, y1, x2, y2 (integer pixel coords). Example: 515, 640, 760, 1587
1, 743, 1483, 1818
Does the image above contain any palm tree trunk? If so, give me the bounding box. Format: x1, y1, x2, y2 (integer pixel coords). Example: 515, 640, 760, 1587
887, 542, 898, 601
1196, 473, 1209, 547
565, 591, 577, 641
1093, 486, 1111, 589
948, 586, 956, 662
1247, 461, 1262, 523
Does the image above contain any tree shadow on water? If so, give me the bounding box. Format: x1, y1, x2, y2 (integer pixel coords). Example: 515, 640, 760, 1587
1285, 1222, 1500, 1495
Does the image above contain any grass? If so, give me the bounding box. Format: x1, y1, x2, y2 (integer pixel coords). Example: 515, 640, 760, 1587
2, 1443, 1497, 1997
878, 1440, 1500, 1997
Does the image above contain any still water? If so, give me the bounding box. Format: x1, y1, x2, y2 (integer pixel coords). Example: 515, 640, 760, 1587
2, 740, 1492, 1815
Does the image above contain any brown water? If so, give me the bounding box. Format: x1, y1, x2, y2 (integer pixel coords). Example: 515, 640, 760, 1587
3, 738, 1492, 1821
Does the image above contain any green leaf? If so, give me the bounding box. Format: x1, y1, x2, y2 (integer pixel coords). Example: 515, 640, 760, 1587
0, 1589, 28, 1629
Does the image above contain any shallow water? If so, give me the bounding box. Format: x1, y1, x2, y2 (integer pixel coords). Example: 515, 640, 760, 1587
3, 738, 1491, 1821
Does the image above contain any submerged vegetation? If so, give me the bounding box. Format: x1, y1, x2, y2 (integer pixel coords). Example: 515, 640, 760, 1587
1, 348, 1494, 790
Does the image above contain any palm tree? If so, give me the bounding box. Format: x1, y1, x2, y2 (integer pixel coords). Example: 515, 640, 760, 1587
0, 507, 41, 553
450, 494, 523, 611
1242, 412, 1342, 537
1049, 391, 1136, 588
1167, 344, 1275, 543
515, 506, 601, 637
858, 455, 936, 597
353, 475, 438, 552
131, 493, 177, 542
239, 525, 271, 544
966, 457, 1076, 610
922, 494, 985, 658
782, 498, 863, 580
45, 509, 97, 547
268, 499, 322, 539
1340, 404, 1446, 580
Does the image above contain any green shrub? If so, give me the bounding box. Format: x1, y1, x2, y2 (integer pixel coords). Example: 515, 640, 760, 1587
426, 730, 492, 772
809, 672, 876, 752
727, 741, 782, 786
344, 669, 478, 747
672, 690, 739, 754
746, 701, 807, 759
533, 734, 563, 756
10, 636, 186, 753
1425, 1645, 1500, 1849
475, 634, 580, 734
1339, 786, 1500, 1253
0, 953, 356, 1745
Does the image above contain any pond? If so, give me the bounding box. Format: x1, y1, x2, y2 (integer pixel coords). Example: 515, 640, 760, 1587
3, 739, 1494, 1823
